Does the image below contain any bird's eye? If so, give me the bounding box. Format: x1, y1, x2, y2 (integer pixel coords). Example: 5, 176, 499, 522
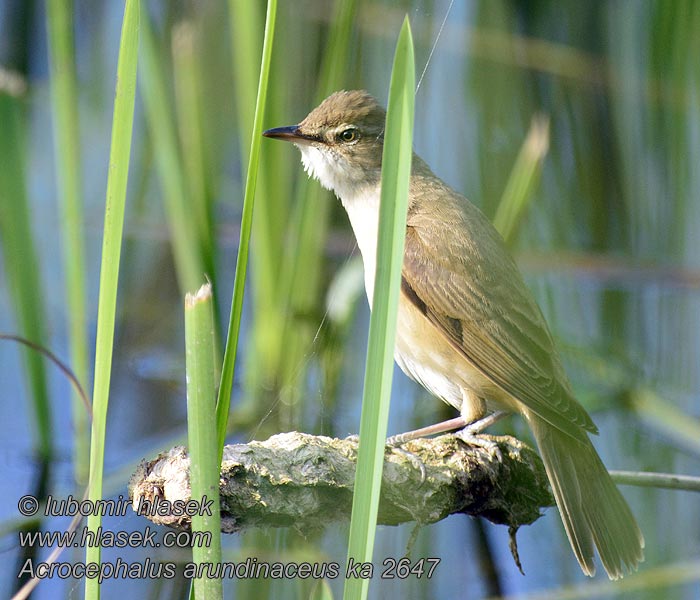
339, 128, 359, 143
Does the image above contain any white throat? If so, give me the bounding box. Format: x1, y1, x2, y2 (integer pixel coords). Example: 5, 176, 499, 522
339, 188, 381, 304
298, 144, 381, 303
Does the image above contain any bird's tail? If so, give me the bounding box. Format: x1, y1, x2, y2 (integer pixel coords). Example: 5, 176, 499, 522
527, 413, 645, 579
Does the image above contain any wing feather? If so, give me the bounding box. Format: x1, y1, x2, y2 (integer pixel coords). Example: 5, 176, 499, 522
403, 183, 596, 440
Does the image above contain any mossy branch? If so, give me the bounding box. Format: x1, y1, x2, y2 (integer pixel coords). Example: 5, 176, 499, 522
129, 432, 553, 534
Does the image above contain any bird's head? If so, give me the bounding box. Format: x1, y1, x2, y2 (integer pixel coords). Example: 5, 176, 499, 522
263, 90, 386, 199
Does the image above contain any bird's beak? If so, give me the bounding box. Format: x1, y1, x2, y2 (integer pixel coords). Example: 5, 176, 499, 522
262, 125, 319, 146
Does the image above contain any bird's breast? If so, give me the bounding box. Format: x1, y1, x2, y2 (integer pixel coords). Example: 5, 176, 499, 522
341, 190, 502, 417
340, 189, 381, 304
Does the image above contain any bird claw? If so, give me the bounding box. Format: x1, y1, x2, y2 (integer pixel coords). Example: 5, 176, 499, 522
454, 429, 503, 463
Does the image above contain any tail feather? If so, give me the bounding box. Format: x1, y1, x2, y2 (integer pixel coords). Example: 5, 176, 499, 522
528, 414, 645, 579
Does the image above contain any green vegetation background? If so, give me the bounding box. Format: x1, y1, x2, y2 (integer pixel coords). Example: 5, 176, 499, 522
0, 1, 698, 599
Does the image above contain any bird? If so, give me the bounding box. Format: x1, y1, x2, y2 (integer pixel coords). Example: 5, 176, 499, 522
262, 89, 644, 579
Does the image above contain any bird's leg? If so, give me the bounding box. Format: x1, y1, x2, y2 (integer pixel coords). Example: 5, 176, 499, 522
460, 410, 509, 434
382, 411, 509, 480
384, 410, 509, 455
385, 410, 510, 446
385, 416, 468, 446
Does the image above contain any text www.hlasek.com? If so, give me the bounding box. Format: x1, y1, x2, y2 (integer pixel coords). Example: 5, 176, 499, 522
19, 526, 210, 549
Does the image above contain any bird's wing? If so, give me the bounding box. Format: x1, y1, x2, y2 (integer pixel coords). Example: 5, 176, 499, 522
402, 196, 596, 440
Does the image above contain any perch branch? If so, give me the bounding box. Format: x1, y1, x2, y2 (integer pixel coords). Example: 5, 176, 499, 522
129, 431, 553, 535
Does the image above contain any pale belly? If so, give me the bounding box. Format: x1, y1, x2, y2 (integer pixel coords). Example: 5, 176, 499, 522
393, 295, 508, 422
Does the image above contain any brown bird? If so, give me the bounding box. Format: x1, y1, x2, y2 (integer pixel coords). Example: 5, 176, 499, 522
263, 90, 644, 579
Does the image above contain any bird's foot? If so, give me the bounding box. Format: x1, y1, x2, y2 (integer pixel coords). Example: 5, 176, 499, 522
454, 411, 509, 462
454, 429, 503, 462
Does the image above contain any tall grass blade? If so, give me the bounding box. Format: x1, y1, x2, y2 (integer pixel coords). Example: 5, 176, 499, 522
139, 7, 203, 293
228, 0, 282, 410
493, 114, 550, 243
172, 22, 218, 300
216, 0, 278, 455
274, 0, 360, 425
85, 1, 139, 597
185, 283, 223, 599
0, 85, 52, 462
343, 17, 415, 600
46, 0, 90, 482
